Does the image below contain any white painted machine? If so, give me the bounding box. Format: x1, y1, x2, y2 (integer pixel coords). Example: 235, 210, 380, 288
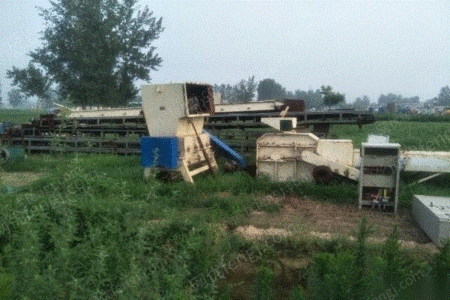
257, 132, 359, 182
140, 83, 218, 183
257, 132, 450, 212
358, 139, 401, 213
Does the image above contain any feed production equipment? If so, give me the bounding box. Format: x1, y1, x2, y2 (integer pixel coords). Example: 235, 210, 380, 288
140, 83, 218, 183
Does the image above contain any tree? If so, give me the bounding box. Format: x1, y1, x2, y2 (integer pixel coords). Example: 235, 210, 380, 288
292, 89, 323, 110
257, 78, 287, 101
8, 89, 27, 108
386, 102, 396, 114
214, 76, 256, 104
7, 0, 163, 107
213, 84, 234, 103
233, 76, 256, 103
378, 93, 402, 108
354, 95, 371, 110
438, 86, 450, 106
8, 63, 52, 108
320, 85, 345, 108
377, 93, 420, 112
0, 82, 3, 108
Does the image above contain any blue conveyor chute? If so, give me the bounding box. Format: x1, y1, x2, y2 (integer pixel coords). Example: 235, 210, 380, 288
204, 130, 247, 168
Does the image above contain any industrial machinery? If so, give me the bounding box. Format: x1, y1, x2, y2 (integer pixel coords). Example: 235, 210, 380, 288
0, 97, 375, 160
256, 132, 450, 212
206, 107, 375, 162
257, 132, 359, 182
140, 83, 218, 183
358, 137, 401, 213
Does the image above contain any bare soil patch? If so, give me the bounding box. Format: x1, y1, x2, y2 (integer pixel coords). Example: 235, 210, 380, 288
0, 172, 44, 187
240, 196, 437, 252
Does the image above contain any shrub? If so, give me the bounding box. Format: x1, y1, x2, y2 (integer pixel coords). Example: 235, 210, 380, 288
253, 266, 274, 300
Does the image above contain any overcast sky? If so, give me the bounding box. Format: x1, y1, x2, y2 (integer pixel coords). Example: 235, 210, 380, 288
1, 0, 449, 104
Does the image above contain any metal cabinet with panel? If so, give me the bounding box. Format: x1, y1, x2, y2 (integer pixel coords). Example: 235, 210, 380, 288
358, 142, 401, 213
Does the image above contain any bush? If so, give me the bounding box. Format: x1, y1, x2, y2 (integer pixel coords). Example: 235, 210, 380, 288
253, 266, 274, 300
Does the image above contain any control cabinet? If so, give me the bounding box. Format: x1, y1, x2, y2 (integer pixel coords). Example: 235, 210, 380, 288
358, 142, 401, 213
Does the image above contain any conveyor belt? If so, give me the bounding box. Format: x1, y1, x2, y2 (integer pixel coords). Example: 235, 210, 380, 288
2, 109, 375, 156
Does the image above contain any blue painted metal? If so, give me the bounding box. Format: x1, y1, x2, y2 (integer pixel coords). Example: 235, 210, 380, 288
0, 146, 25, 164
204, 130, 247, 168
141, 137, 179, 169
0, 122, 13, 135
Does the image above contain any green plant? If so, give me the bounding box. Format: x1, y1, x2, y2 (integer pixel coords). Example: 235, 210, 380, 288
289, 285, 307, 300
253, 266, 274, 300
0, 271, 13, 299
383, 226, 402, 286
0, 152, 446, 299
309, 251, 355, 300
351, 217, 373, 300
430, 239, 450, 296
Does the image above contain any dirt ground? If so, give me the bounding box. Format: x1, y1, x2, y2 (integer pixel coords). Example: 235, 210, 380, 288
0, 172, 44, 187
0, 171, 438, 254
236, 195, 438, 253
226, 195, 439, 299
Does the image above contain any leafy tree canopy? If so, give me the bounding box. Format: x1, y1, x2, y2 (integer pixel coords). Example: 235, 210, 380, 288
0, 82, 3, 108
288, 89, 323, 110
257, 78, 287, 101
438, 85, 450, 106
8, 63, 52, 108
8, 89, 27, 108
234, 76, 256, 103
320, 85, 345, 108
354, 95, 371, 110
7, 0, 163, 107
377, 93, 420, 112
214, 76, 256, 104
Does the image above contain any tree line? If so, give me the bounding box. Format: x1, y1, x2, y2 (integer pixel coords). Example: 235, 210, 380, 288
215, 76, 450, 113
214, 77, 346, 110
354, 87, 450, 112
6, 0, 163, 109
4, 0, 448, 112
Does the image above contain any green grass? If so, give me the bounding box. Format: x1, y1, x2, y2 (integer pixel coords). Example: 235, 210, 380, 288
0, 110, 449, 298
0, 108, 43, 124
0, 153, 446, 299
330, 121, 450, 151
375, 113, 450, 123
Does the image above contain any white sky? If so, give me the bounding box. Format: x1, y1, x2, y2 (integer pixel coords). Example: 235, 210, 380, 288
0, 0, 449, 103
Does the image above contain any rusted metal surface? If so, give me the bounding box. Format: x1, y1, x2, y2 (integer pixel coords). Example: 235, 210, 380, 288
1, 85, 375, 157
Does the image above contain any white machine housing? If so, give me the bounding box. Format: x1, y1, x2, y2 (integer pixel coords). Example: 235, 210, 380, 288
141, 83, 214, 137
140, 83, 218, 183
358, 141, 401, 213
256, 132, 450, 213
256, 132, 359, 182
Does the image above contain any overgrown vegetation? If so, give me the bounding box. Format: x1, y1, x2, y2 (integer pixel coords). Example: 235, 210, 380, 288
0, 109, 42, 124
0, 153, 448, 299
330, 120, 450, 151
374, 113, 450, 123
0, 108, 449, 298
